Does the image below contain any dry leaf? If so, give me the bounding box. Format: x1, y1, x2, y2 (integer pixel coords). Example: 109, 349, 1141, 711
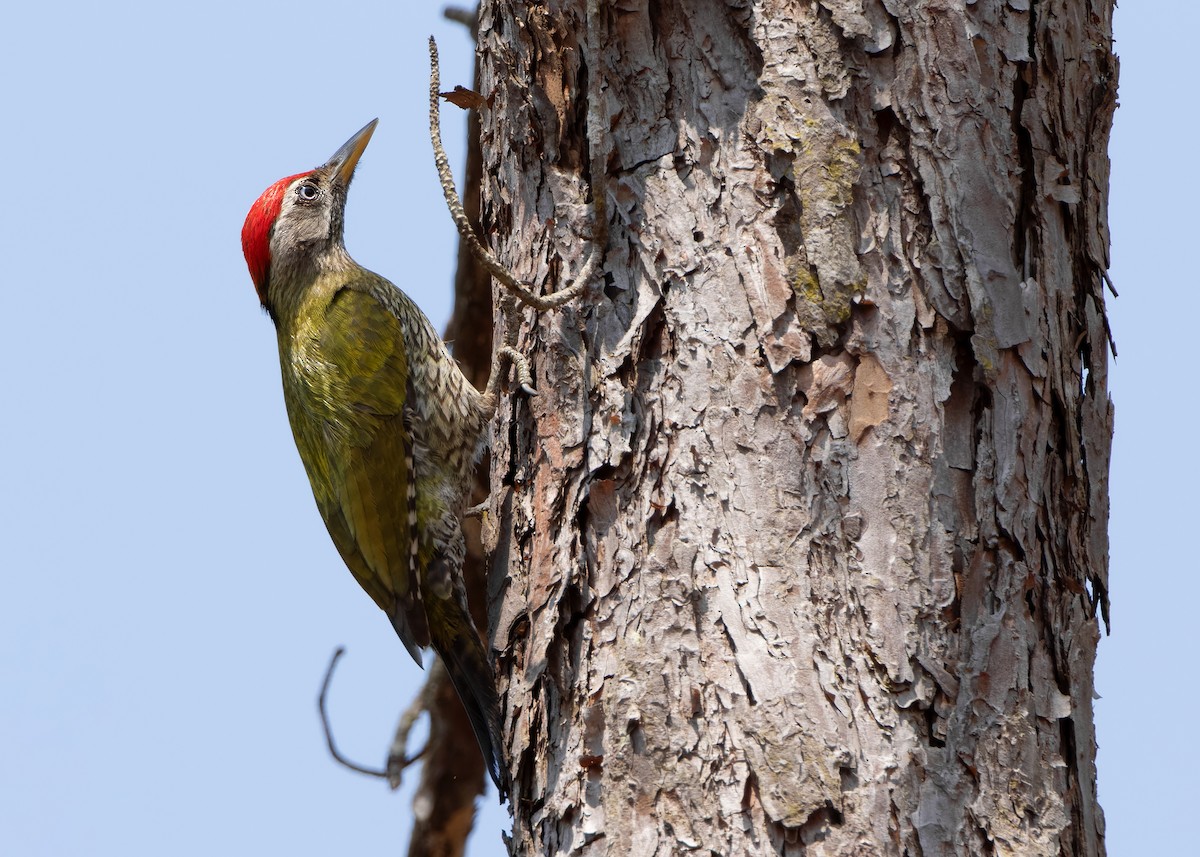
439, 86, 485, 110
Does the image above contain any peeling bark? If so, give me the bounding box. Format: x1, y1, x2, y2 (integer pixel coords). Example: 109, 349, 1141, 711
477, 1, 1115, 854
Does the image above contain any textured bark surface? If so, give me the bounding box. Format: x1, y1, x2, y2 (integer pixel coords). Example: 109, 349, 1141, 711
477, 1, 1116, 854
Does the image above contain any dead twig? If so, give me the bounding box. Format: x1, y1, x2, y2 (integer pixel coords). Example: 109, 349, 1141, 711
443, 6, 478, 37
427, 36, 606, 312
317, 647, 423, 781
385, 666, 438, 789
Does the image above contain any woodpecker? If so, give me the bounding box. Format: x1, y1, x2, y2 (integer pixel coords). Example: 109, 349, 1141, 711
241, 120, 507, 794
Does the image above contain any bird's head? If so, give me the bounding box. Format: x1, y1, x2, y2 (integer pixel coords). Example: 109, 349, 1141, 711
241, 119, 378, 311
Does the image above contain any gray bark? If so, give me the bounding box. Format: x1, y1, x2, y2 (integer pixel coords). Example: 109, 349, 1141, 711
478, 1, 1115, 854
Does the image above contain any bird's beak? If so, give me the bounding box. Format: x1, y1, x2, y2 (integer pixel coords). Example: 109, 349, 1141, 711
325, 119, 378, 186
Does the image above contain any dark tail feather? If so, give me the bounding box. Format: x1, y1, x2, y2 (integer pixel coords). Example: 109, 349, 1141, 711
433, 633, 509, 799
389, 609, 426, 666
420, 552, 508, 798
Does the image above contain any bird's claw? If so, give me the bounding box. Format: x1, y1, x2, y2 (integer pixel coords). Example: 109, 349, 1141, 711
465, 500, 489, 520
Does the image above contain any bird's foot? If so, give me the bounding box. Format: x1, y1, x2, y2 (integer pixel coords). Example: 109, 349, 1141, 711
497, 346, 537, 397
465, 500, 489, 520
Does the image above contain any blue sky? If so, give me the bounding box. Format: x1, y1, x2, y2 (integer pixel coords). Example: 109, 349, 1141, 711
0, 3, 1188, 855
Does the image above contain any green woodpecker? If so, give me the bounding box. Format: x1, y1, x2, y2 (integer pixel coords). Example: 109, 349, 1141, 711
241, 120, 506, 794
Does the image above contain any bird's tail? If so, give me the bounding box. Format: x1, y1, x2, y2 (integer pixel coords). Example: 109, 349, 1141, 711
423, 561, 509, 798
431, 628, 508, 798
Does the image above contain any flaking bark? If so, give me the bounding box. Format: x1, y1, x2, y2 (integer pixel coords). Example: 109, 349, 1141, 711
478, 1, 1115, 854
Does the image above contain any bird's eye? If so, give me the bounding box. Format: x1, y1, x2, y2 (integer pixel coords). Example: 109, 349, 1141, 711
296, 184, 320, 202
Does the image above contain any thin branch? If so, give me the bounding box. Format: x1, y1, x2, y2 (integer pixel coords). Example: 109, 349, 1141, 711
1098, 272, 1118, 357
317, 647, 420, 781
443, 6, 478, 38
1101, 269, 1118, 298
428, 36, 605, 312
386, 679, 433, 790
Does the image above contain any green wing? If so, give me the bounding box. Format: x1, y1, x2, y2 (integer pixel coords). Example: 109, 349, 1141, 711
293, 285, 429, 659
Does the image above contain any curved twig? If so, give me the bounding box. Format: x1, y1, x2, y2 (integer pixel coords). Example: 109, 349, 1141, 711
428, 36, 605, 312
386, 682, 432, 790
317, 647, 422, 781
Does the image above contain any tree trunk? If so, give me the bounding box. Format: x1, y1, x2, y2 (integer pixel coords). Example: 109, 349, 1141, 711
478, 1, 1115, 854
